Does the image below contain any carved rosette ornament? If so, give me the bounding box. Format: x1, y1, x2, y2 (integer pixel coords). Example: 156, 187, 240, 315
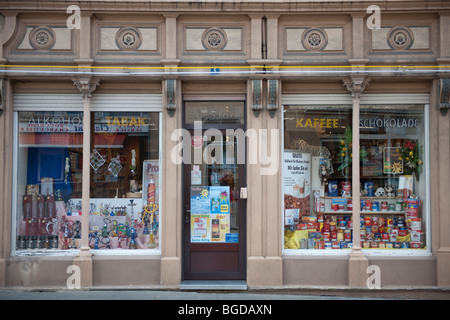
29, 26, 55, 50
202, 28, 227, 50
301, 28, 328, 51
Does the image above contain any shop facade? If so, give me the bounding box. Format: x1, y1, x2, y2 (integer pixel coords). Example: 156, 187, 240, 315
0, 1, 450, 290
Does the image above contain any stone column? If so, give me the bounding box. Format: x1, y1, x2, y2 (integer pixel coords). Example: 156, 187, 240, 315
160, 14, 182, 287
343, 75, 370, 288
72, 78, 99, 288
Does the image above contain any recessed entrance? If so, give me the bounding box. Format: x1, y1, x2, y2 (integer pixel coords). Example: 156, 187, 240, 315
182, 100, 247, 280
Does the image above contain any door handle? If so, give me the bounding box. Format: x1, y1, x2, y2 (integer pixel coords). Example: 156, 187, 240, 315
240, 187, 248, 199
185, 209, 191, 223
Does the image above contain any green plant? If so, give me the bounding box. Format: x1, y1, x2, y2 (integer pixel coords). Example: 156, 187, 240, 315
337, 126, 369, 171
399, 140, 423, 179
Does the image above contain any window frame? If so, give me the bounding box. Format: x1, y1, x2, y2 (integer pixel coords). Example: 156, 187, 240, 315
11, 93, 163, 256
281, 94, 431, 257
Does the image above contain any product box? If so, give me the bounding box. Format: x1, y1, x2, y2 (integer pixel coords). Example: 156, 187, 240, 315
410, 241, 424, 249
328, 181, 338, 196
341, 181, 351, 197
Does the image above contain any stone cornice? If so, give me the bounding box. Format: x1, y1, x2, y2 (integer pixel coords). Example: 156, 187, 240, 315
1, 1, 450, 13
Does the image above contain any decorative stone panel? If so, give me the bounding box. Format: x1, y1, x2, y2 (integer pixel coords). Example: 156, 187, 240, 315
371, 26, 430, 51
185, 27, 242, 51
100, 26, 157, 51
286, 27, 343, 52
16, 26, 71, 51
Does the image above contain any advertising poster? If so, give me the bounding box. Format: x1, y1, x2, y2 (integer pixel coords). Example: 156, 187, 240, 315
283, 151, 311, 217
383, 147, 403, 174
142, 160, 160, 207
190, 186, 231, 243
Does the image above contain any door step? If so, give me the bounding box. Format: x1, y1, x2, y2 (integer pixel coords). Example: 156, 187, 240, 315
180, 280, 247, 291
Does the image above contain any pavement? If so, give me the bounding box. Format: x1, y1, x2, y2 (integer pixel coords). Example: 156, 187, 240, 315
0, 287, 449, 300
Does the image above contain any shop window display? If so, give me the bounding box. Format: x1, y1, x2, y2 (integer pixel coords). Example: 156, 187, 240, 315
87, 112, 160, 250
14, 111, 161, 251
15, 111, 84, 250
283, 105, 427, 251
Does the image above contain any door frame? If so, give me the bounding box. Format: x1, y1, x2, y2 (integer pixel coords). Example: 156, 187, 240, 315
181, 98, 247, 281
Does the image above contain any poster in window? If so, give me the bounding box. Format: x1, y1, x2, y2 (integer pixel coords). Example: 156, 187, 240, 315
383, 147, 403, 174
283, 151, 311, 218
142, 160, 160, 207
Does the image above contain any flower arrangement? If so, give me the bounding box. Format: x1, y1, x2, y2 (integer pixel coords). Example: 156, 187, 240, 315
337, 126, 369, 172
399, 140, 423, 179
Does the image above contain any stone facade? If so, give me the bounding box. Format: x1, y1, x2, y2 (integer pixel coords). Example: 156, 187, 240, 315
1, 1, 450, 289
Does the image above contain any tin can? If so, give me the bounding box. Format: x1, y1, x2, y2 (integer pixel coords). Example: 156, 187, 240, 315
382, 232, 390, 241
389, 232, 397, 242
365, 200, 372, 211
325, 242, 332, 249
395, 202, 403, 212
344, 229, 352, 242
371, 242, 378, 248
402, 242, 410, 248
373, 201, 379, 211
378, 242, 386, 249
323, 232, 331, 242
338, 220, 347, 229
378, 217, 386, 227
340, 241, 348, 249
386, 242, 393, 249
337, 230, 344, 242
330, 222, 337, 232
372, 225, 379, 233
331, 232, 337, 242
389, 203, 396, 211
397, 217, 405, 227
393, 242, 402, 248
411, 218, 421, 231
364, 216, 372, 227
381, 201, 388, 211
372, 216, 379, 226
348, 219, 353, 229
374, 233, 381, 242
300, 238, 308, 249
320, 203, 325, 213
338, 203, 344, 211
386, 218, 394, 227
347, 199, 353, 211
317, 241, 325, 249
360, 229, 366, 240
332, 241, 340, 249
360, 199, 366, 211
332, 203, 338, 211
323, 222, 330, 232
363, 241, 370, 249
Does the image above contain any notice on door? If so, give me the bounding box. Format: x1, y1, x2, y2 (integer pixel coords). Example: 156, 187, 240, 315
190, 186, 231, 242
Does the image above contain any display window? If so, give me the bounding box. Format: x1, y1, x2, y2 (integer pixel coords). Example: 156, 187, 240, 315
13, 110, 161, 252
14, 111, 84, 250
283, 104, 428, 252
87, 111, 160, 250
